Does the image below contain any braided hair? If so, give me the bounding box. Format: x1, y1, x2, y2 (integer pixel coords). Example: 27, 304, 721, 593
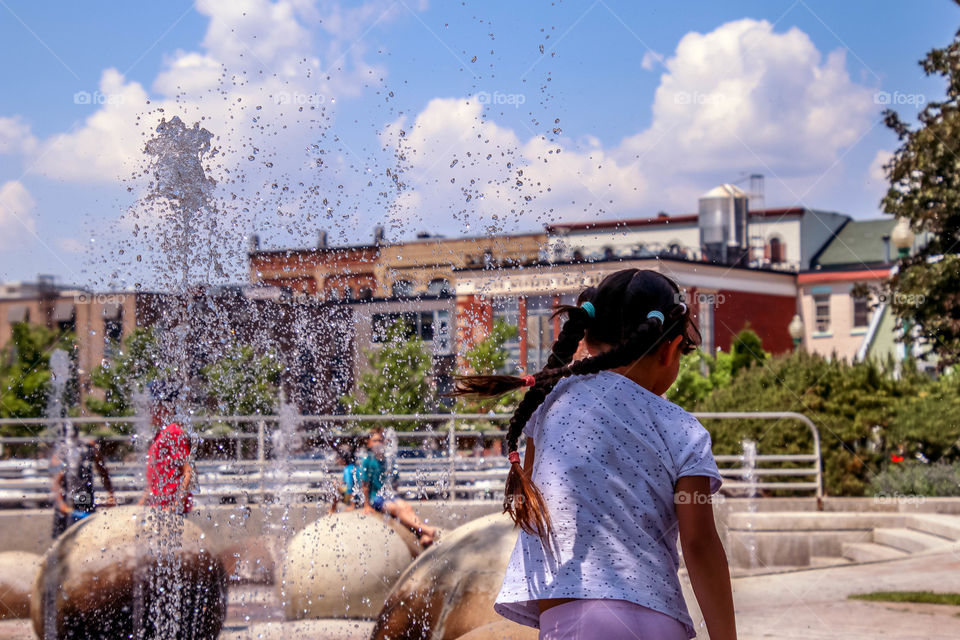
449, 269, 701, 542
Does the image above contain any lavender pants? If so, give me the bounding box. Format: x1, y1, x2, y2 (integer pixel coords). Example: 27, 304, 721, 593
538, 599, 689, 640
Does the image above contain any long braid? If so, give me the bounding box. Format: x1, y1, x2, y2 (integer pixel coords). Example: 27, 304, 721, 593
446, 269, 700, 541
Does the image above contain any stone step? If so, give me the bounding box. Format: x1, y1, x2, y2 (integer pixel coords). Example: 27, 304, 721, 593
907, 514, 960, 541
872, 527, 952, 552
841, 542, 908, 563
727, 511, 902, 531
809, 555, 853, 567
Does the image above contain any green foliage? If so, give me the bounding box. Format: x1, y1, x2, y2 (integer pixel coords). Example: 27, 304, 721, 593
666, 349, 732, 409
667, 327, 766, 409
455, 318, 523, 422
849, 591, 960, 605
0, 323, 76, 433
201, 344, 281, 416
880, 23, 960, 367
463, 318, 517, 376
730, 326, 767, 376
340, 317, 434, 430
690, 348, 957, 497
868, 460, 960, 498
86, 328, 163, 417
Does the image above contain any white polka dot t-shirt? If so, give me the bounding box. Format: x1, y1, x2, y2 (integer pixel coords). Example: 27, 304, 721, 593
494, 370, 723, 638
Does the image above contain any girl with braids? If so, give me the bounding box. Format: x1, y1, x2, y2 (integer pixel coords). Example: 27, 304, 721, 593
450, 269, 736, 640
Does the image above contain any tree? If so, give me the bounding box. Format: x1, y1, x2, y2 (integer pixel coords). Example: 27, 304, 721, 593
730, 325, 767, 376
202, 344, 281, 416
86, 328, 163, 417
0, 323, 77, 433
667, 327, 767, 409
667, 349, 733, 410
881, 10, 960, 368
340, 317, 434, 430
455, 318, 523, 421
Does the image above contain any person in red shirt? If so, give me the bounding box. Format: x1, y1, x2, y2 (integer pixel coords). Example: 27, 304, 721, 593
138, 381, 193, 514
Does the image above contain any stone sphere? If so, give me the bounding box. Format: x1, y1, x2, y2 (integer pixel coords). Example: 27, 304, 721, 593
31, 506, 227, 640
370, 512, 520, 640
0, 551, 41, 619
278, 510, 418, 620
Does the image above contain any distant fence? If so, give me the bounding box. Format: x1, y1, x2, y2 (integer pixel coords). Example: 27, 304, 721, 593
0, 412, 821, 507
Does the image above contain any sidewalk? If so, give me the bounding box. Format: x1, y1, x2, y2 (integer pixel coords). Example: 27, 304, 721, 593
730, 546, 960, 639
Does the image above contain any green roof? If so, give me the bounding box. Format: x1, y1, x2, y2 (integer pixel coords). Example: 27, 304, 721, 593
813, 219, 897, 269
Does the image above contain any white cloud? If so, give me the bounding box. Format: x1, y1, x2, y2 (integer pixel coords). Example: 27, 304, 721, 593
380, 96, 652, 233
57, 237, 86, 254
868, 149, 892, 184
382, 18, 879, 229
0, 116, 37, 155
640, 50, 664, 71
619, 19, 876, 175
0, 181, 37, 249
28, 0, 400, 185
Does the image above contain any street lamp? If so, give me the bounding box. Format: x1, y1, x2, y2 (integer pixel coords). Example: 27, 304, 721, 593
788, 314, 804, 351
891, 219, 916, 360
891, 219, 914, 259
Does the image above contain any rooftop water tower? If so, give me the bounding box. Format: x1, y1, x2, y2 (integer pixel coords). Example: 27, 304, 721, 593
698, 184, 750, 266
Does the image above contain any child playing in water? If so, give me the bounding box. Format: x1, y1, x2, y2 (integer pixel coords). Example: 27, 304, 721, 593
359, 428, 439, 548
451, 268, 737, 640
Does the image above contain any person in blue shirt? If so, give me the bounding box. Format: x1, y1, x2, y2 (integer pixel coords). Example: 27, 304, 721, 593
329, 444, 361, 514
360, 427, 439, 548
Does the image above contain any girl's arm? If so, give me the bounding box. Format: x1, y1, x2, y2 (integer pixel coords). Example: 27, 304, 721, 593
675, 475, 737, 640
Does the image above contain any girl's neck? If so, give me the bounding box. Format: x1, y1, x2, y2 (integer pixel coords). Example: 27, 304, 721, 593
611, 359, 666, 396
585, 340, 673, 396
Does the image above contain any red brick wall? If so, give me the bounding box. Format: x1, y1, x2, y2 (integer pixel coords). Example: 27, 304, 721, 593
712, 289, 795, 354
455, 295, 492, 371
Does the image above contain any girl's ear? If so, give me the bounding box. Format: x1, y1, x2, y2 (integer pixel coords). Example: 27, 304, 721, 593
660, 334, 684, 364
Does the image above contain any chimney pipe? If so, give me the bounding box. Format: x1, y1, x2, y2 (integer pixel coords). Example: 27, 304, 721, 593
317, 230, 328, 249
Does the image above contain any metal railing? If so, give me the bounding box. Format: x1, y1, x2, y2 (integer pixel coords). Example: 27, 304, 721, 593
0, 412, 822, 507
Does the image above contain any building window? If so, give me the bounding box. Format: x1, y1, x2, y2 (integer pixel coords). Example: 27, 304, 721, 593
492, 296, 521, 374
372, 310, 450, 353
392, 280, 414, 297
426, 278, 452, 296
852, 294, 869, 328
103, 306, 123, 360
813, 294, 831, 333
525, 294, 575, 371
769, 237, 784, 264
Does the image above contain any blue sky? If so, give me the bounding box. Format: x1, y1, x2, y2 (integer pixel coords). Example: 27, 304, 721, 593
1, 0, 958, 288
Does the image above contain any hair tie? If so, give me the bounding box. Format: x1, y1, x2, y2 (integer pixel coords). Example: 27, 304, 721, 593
646, 310, 665, 324
521, 374, 536, 387
508, 451, 521, 464
580, 301, 596, 318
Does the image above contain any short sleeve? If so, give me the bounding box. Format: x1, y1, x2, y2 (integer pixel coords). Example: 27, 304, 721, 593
675, 423, 723, 494
520, 402, 545, 441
